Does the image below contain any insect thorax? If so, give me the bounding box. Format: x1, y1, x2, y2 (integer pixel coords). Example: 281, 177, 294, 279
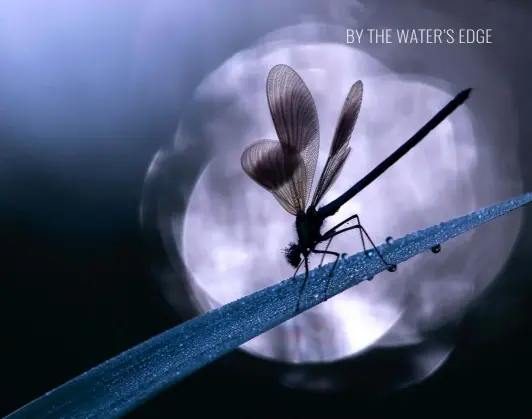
284, 208, 325, 268
295, 207, 323, 246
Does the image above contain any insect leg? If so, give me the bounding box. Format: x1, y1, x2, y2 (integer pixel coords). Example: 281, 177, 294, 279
296, 257, 310, 311
319, 214, 366, 266
323, 213, 361, 232
291, 258, 305, 280
323, 225, 397, 272
319, 237, 334, 267
322, 214, 368, 255
312, 249, 340, 299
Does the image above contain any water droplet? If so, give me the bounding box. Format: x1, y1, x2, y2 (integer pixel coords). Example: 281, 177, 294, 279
431, 244, 441, 254
367, 275, 374, 281
341, 253, 348, 259
385, 236, 394, 245
366, 250, 374, 258
387, 264, 397, 273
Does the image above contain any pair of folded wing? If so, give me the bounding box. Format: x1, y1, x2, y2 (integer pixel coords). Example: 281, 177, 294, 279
241, 64, 363, 215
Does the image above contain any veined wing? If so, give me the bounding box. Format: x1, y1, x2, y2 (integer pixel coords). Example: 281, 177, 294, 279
311, 80, 363, 207
266, 64, 320, 210
241, 139, 308, 215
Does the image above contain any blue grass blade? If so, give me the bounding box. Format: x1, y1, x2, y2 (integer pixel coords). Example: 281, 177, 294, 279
6, 192, 532, 419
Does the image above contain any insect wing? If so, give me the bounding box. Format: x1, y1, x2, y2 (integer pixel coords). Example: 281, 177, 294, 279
311, 80, 363, 207
267, 64, 320, 210
241, 139, 308, 215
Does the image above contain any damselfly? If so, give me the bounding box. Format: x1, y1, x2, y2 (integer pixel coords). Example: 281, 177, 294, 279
241, 64, 471, 311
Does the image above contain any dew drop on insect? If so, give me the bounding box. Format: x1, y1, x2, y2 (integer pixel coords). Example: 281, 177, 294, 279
367, 275, 374, 281
431, 244, 441, 254
366, 250, 374, 258
385, 236, 394, 245
387, 264, 397, 273
341, 253, 348, 259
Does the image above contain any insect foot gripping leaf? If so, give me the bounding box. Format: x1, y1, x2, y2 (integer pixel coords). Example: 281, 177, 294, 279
6, 192, 532, 419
